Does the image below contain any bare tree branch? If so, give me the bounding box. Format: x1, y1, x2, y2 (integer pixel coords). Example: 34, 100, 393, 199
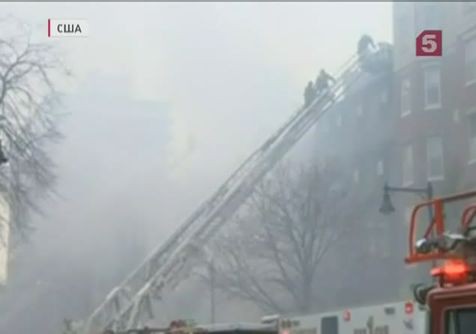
0, 18, 66, 241
208, 162, 350, 313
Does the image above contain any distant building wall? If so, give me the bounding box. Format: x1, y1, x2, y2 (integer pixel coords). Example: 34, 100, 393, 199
309, 64, 399, 311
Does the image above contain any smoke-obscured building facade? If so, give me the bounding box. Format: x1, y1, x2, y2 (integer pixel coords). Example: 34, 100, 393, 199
393, 2, 476, 194
312, 63, 399, 310
391, 0, 476, 299
311, 2, 476, 311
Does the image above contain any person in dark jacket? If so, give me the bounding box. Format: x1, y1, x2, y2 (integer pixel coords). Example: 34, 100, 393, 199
303, 80, 316, 107
357, 34, 376, 56
357, 34, 393, 73
315, 69, 336, 96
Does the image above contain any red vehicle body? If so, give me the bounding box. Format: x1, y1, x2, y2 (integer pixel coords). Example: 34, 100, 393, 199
427, 283, 476, 334
405, 191, 476, 334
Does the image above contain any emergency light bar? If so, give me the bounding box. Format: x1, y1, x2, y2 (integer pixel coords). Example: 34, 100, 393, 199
431, 259, 472, 286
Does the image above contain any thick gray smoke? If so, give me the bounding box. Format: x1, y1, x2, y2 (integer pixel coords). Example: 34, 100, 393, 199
0, 3, 391, 333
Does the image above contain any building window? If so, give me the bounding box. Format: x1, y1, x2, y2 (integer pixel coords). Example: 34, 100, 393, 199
336, 110, 342, 127
356, 104, 363, 117
320, 158, 328, 170
377, 160, 384, 176
402, 145, 414, 186
369, 235, 377, 254
353, 169, 360, 183
427, 137, 444, 181
453, 109, 461, 123
469, 113, 476, 163
380, 89, 389, 104
401, 78, 411, 117
415, 3, 442, 34
465, 38, 476, 85
395, 8, 412, 52
320, 119, 329, 135
463, 2, 476, 15
424, 65, 442, 109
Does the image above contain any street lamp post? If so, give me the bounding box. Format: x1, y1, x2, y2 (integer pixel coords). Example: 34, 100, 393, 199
379, 181, 436, 290
379, 181, 434, 223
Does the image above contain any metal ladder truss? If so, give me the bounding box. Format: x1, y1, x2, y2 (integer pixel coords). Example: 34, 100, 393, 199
80, 49, 386, 333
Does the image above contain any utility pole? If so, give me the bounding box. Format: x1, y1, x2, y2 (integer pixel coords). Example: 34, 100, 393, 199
379, 181, 434, 222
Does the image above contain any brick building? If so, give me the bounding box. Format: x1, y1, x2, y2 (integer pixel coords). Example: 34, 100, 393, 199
393, 2, 476, 193
389, 0, 476, 299
312, 2, 476, 309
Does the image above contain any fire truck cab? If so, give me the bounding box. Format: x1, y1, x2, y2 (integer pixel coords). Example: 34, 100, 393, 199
426, 283, 476, 334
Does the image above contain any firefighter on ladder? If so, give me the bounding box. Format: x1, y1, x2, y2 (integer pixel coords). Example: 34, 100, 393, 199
303, 69, 336, 107
357, 34, 392, 73
357, 34, 376, 57
303, 81, 315, 107
314, 69, 336, 99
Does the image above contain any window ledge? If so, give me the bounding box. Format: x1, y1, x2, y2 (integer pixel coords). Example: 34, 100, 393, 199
401, 111, 411, 118
425, 104, 442, 111
402, 181, 414, 187
465, 79, 476, 88
428, 175, 444, 182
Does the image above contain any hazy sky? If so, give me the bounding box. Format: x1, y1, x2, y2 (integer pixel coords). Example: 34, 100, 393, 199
0, 3, 393, 332
4, 2, 392, 187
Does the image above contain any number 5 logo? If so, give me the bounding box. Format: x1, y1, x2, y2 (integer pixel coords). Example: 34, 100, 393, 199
416, 30, 442, 56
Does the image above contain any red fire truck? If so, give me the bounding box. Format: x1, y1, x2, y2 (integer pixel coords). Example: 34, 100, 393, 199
263, 190, 476, 334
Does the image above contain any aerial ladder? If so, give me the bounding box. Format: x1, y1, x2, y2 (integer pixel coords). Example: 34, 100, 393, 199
73, 43, 392, 334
